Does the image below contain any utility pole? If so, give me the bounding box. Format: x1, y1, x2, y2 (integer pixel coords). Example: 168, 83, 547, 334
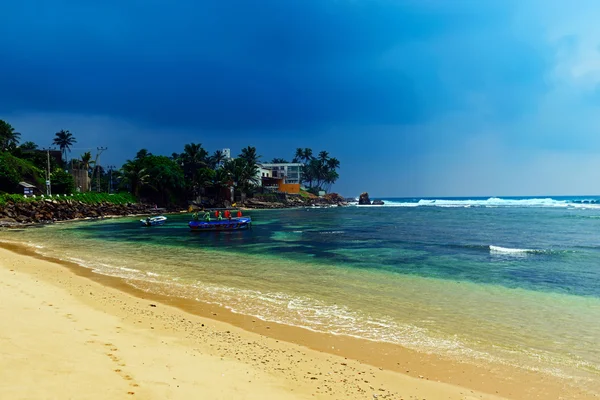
92, 147, 107, 192
106, 165, 115, 193
42, 147, 54, 196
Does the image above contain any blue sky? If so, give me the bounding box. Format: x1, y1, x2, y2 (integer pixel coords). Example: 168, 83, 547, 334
2, 0, 600, 197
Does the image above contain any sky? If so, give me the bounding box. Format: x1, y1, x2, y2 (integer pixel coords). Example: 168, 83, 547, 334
2, 0, 600, 197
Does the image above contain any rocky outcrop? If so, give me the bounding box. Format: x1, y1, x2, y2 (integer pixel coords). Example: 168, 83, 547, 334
358, 192, 371, 205
243, 193, 348, 209
372, 199, 385, 205
0, 199, 158, 226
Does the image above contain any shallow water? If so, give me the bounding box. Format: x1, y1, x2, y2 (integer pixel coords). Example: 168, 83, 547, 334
2, 197, 600, 388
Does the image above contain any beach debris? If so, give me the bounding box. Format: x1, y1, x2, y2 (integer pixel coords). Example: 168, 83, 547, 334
150, 304, 156, 307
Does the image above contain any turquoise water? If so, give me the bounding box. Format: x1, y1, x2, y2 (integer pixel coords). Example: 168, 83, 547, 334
2, 196, 600, 390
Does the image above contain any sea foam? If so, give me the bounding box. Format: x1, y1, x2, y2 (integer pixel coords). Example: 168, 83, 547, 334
357, 197, 600, 209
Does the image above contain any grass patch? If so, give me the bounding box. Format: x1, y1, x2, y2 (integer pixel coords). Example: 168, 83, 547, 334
0, 192, 137, 206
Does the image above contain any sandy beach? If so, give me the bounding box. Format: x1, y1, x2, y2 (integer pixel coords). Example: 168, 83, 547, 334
0, 243, 595, 400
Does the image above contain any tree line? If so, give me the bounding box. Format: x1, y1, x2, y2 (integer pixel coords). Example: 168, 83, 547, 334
0, 119, 341, 205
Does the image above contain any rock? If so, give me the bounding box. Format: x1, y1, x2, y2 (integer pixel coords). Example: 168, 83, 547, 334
358, 192, 371, 205
0, 217, 19, 227
372, 200, 385, 205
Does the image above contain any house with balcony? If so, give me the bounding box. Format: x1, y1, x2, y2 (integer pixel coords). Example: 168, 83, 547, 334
258, 162, 303, 194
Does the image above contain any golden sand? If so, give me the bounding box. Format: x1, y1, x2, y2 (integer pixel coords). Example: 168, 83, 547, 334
0, 243, 595, 399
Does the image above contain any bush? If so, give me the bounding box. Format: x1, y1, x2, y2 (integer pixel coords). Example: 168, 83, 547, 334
50, 169, 76, 194
0, 192, 137, 207
0, 152, 45, 193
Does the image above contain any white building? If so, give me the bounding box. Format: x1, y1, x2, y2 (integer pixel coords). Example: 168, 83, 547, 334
257, 165, 273, 179
222, 148, 231, 160
259, 163, 303, 184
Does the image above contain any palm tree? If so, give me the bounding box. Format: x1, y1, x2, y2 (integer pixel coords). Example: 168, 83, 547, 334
80, 151, 93, 171
302, 148, 313, 163
19, 141, 38, 151
327, 157, 340, 170
224, 158, 259, 203
120, 159, 150, 197
324, 170, 340, 192
318, 151, 329, 162
53, 130, 76, 164
180, 143, 209, 197
210, 150, 226, 169
293, 148, 303, 163
135, 149, 151, 160
271, 158, 288, 163
0, 120, 21, 151
239, 146, 261, 166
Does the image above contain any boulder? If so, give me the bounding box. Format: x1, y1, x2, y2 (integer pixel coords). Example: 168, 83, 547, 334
372, 200, 385, 205
358, 192, 371, 205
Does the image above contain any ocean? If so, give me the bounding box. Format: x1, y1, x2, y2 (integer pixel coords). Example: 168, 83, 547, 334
2, 196, 600, 390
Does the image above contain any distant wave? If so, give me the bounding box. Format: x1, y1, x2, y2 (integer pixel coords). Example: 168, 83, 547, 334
489, 245, 562, 256
356, 197, 600, 209
489, 245, 535, 254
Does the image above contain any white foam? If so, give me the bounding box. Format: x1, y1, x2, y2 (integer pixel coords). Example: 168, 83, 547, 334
489, 245, 533, 254
354, 197, 600, 209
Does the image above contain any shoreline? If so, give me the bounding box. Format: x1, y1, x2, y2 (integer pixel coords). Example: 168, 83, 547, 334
1, 240, 597, 399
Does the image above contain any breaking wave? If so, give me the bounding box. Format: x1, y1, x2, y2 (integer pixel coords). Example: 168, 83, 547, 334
358, 197, 600, 209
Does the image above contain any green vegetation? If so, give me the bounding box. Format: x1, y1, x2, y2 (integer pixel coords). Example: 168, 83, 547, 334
0, 118, 341, 207
0, 192, 136, 207
294, 148, 340, 193
0, 152, 45, 191
0, 120, 21, 152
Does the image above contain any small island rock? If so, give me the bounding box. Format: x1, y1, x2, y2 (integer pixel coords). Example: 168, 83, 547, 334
358, 192, 371, 205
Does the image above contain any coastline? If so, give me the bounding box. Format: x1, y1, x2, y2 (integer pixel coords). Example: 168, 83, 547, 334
1, 241, 596, 399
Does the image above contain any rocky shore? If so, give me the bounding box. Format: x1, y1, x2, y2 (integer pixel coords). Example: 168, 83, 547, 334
0, 192, 350, 227
358, 192, 384, 205
243, 192, 348, 209
0, 199, 163, 227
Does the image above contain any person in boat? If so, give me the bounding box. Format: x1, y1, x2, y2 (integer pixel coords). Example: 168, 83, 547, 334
192, 212, 199, 221
203, 211, 210, 222
146, 217, 151, 225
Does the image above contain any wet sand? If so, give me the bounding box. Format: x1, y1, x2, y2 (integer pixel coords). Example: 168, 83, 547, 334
0, 243, 595, 399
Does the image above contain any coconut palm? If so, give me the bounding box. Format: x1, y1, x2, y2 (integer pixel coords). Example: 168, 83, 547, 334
210, 150, 226, 169
120, 159, 150, 197
53, 130, 77, 164
80, 151, 93, 171
135, 149, 151, 160
327, 157, 340, 170
239, 146, 261, 166
271, 158, 288, 163
0, 120, 21, 151
180, 143, 209, 197
223, 158, 259, 203
19, 141, 38, 151
293, 148, 303, 163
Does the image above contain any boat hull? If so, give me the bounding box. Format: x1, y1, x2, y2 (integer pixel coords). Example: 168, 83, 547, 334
140, 216, 167, 226
188, 217, 251, 232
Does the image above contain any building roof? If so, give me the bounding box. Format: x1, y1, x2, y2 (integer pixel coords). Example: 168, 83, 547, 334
18, 181, 37, 188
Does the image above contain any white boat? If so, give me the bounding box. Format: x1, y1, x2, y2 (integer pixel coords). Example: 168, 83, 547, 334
140, 216, 167, 226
